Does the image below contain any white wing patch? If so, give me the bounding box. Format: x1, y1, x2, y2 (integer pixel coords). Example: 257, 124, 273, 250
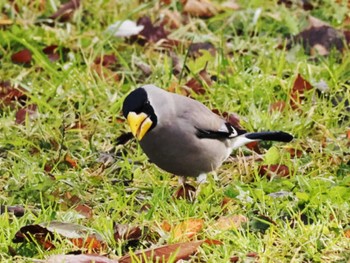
218, 123, 238, 138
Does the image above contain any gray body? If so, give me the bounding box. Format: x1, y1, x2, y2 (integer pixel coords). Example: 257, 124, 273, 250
140, 86, 232, 177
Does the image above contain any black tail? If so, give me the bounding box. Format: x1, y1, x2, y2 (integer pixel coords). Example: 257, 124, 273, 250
245, 131, 293, 142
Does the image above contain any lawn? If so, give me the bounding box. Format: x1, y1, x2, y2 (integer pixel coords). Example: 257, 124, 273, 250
0, 0, 350, 262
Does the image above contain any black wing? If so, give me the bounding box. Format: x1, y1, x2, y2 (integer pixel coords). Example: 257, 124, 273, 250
195, 123, 246, 139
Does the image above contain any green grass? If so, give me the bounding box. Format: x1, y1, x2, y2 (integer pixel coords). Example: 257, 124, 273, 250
0, 0, 350, 262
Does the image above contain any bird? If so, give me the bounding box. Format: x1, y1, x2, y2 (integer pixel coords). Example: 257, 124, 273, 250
122, 84, 293, 182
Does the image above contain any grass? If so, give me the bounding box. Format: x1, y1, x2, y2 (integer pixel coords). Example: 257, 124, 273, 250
0, 0, 350, 262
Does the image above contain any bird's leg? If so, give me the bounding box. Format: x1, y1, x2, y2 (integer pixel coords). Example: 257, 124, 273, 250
196, 173, 207, 184
195, 173, 208, 199
178, 175, 187, 185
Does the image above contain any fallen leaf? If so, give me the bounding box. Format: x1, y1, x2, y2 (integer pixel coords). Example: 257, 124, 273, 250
173, 183, 196, 201
0, 81, 27, 107
0, 205, 25, 217
42, 45, 69, 62
119, 240, 204, 263
11, 49, 32, 64
45, 254, 117, 263
15, 104, 38, 124
213, 215, 248, 230
64, 153, 78, 168
13, 221, 107, 252
221, 196, 235, 211
344, 30, 350, 45
107, 20, 144, 37
42, 45, 59, 62
185, 68, 212, 95
183, 0, 218, 18
290, 74, 313, 110
289, 22, 344, 56
285, 147, 303, 158
204, 239, 223, 245
49, 0, 80, 22
94, 54, 118, 67
91, 64, 119, 83
230, 255, 239, 263
245, 141, 261, 153
277, 0, 313, 10
258, 164, 290, 179
114, 223, 143, 242
133, 16, 168, 45
160, 221, 172, 232
75, 204, 93, 219
173, 219, 204, 241
188, 42, 216, 58
344, 229, 350, 238
269, 101, 286, 112
8, 246, 16, 257
13, 224, 56, 250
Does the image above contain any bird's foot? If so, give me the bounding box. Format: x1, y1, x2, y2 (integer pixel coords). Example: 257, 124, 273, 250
196, 173, 207, 184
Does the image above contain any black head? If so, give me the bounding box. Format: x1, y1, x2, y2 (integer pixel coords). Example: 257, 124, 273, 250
122, 87, 157, 129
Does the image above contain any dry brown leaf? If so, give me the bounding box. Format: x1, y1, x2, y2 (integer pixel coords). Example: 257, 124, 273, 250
213, 215, 248, 231
0, 205, 26, 217
290, 74, 313, 110
344, 30, 350, 45
64, 154, 78, 168
91, 64, 119, 83
133, 16, 168, 45
184, 68, 213, 95
258, 164, 290, 179
292, 24, 344, 56
344, 229, 350, 238
173, 219, 204, 241
43, 45, 70, 62
183, 0, 217, 18
75, 204, 93, 219
119, 240, 204, 263
114, 224, 143, 242
0, 81, 27, 108
50, 0, 80, 22
188, 42, 216, 58
269, 101, 286, 112
11, 49, 32, 64
173, 183, 196, 201
13, 221, 107, 253
285, 147, 303, 158
94, 54, 118, 68
161, 221, 172, 232
15, 104, 38, 124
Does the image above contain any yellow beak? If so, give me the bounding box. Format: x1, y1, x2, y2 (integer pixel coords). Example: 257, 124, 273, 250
127, 112, 153, 141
